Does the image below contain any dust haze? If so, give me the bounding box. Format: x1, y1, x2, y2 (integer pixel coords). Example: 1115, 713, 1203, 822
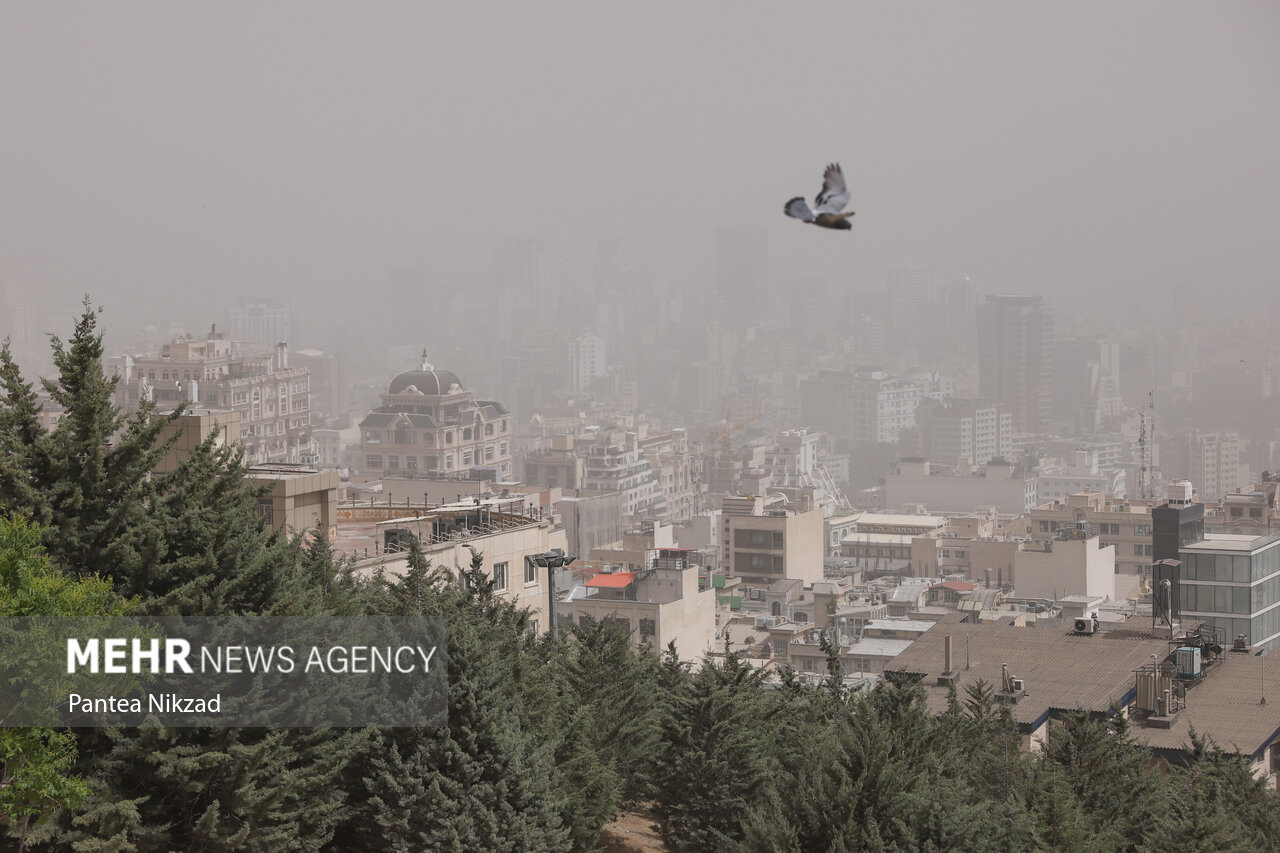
3, 2, 1279, 461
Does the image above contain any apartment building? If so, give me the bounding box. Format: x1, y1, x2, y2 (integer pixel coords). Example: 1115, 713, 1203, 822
358, 353, 511, 480
884, 458, 1037, 515
364, 499, 568, 634
1029, 492, 1156, 576
521, 433, 586, 490
1014, 530, 1116, 602
579, 427, 665, 519
800, 368, 921, 444
918, 399, 1013, 467
721, 494, 824, 587
976, 294, 1054, 435
570, 548, 716, 658
115, 331, 313, 465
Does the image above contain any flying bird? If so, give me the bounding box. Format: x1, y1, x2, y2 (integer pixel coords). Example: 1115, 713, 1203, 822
783, 163, 855, 230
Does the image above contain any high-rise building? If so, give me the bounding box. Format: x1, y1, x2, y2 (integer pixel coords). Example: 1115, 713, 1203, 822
976, 295, 1053, 435
918, 399, 1013, 467
227, 299, 291, 348
1186, 432, 1242, 502
800, 369, 920, 445
568, 331, 607, 394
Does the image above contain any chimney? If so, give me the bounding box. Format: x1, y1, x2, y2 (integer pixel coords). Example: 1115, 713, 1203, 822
937, 634, 957, 686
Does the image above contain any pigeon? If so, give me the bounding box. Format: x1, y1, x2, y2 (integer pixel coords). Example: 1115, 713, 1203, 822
784, 163, 855, 230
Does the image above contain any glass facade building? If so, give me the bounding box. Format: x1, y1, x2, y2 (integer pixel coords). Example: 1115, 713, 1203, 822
1179, 532, 1280, 652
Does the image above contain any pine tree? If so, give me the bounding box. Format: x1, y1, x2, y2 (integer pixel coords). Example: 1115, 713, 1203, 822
0, 340, 52, 525
339, 553, 575, 851
649, 651, 775, 852
26, 300, 182, 580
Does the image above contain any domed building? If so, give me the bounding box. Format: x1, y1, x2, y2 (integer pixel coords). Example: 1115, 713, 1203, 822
358, 352, 511, 479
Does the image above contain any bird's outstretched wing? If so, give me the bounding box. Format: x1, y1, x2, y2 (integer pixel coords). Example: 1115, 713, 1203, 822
784, 196, 815, 222
813, 163, 849, 213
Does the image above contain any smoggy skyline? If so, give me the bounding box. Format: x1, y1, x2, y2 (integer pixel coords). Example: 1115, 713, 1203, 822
3, 2, 1279, 344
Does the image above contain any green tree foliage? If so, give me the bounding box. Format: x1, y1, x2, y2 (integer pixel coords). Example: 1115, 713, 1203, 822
649, 650, 776, 851
0, 341, 52, 526
0, 516, 135, 850
36, 301, 183, 581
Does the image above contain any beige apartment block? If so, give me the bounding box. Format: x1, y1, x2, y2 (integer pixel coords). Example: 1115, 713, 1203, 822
570, 548, 716, 659
909, 535, 1020, 583
153, 410, 242, 474
521, 433, 585, 490
1029, 492, 1156, 576
1013, 531, 1116, 602
840, 513, 948, 565
721, 494, 824, 587
363, 501, 568, 634
245, 464, 340, 539
885, 458, 1037, 515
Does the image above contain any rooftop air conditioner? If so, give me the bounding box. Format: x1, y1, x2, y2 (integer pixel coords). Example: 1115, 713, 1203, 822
1073, 617, 1099, 635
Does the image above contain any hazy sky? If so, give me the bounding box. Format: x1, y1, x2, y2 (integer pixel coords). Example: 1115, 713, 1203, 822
3, 2, 1278, 337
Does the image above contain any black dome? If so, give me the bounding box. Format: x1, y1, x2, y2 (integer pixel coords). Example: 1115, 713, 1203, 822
388, 368, 464, 396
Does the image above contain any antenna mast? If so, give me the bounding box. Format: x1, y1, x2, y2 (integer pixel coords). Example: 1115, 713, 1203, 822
1147, 389, 1156, 499
1138, 412, 1148, 500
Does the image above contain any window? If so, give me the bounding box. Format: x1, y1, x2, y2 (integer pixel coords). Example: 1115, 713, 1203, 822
1040, 521, 1050, 532
366, 455, 383, 469
525, 558, 537, 584
463, 428, 473, 441
388, 455, 400, 471
256, 501, 274, 525
445, 432, 454, 444
500, 441, 508, 457
485, 423, 494, 436
462, 451, 473, 466
492, 562, 507, 592
484, 445, 494, 461
1134, 544, 1145, 556
407, 456, 418, 470
639, 618, 656, 639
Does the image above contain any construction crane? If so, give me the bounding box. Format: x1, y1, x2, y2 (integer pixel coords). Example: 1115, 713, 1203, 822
713, 413, 762, 457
